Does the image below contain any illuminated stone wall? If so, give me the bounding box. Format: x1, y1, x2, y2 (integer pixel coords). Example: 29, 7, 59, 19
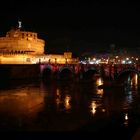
64, 52, 72, 59
0, 54, 35, 64
0, 28, 45, 55
0, 53, 79, 64
0, 28, 79, 64
37, 53, 78, 64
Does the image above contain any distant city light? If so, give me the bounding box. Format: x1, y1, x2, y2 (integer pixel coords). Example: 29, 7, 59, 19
18, 21, 22, 28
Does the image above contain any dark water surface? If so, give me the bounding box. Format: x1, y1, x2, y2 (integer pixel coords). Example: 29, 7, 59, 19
0, 74, 140, 139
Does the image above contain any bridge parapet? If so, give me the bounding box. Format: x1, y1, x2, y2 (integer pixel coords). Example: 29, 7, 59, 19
39, 63, 140, 80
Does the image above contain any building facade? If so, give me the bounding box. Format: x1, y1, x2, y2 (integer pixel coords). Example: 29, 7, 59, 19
0, 25, 78, 64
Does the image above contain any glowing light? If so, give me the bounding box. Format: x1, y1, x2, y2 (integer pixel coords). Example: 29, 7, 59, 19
122, 60, 126, 64
56, 88, 61, 110
64, 95, 71, 110
97, 89, 104, 96
80, 61, 86, 64
102, 109, 106, 112
18, 21, 22, 28
124, 113, 129, 126
90, 101, 97, 115
130, 81, 133, 86
88, 61, 93, 64
125, 113, 128, 120
56, 89, 60, 96
135, 74, 138, 85
96, 77, 103, 86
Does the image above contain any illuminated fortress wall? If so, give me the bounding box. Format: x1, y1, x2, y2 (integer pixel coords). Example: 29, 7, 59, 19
0, 54, 35, 64
0, 27, 79, 64
0, 28, 45, 55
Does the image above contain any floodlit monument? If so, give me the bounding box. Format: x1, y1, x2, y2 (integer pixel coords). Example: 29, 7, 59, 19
0, 22, 78, 64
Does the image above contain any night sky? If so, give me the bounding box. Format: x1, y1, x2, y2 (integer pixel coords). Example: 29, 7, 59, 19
0, 1, 140, 56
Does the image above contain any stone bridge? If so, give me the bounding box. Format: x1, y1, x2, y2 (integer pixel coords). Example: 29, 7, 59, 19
0, 64, 140, 81
40, 64, 140, 80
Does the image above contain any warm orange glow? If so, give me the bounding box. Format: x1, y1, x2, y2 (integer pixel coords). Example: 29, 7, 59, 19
0, 53, 79, 64
90, 101, 97, 115
96, 77, 103, 86
64, 95, 71, 110
102, 109, 106, 112
124, 113, 129, 126
135, 74, 138, 85
56, 88, 61, 109
130, 74, 138, 89
130, 80, 133, 86
125, 113, 128, 120
0, 87, 44, 118
97, 89, 104, 96
56, 89, 60, 96
0, 28, 78, 65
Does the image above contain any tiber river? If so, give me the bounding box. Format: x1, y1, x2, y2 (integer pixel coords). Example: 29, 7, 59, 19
0, 73, 140, 139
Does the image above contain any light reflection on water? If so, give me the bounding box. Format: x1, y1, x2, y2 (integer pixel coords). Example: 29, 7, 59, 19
90, 101, 97, 115
96, 77, 104, 86
0, 74, 139, 133
64, 95, 71, 111
124, 113, 129, 126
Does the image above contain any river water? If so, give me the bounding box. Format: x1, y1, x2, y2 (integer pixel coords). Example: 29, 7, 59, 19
0, 74, 140, 139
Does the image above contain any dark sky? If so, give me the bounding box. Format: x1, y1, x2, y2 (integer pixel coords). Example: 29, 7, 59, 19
0, 1, 140, 55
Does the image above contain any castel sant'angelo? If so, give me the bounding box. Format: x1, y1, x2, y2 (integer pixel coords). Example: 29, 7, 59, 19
0, 21, 78, 64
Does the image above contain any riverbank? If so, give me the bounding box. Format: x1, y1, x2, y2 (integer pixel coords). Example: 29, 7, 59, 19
0, 64, 40, 81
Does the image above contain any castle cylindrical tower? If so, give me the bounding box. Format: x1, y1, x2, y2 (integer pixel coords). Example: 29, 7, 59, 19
0, 27, 45, 55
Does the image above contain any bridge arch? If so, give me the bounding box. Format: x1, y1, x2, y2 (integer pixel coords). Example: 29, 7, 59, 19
58, 66, 74, 80
59, 66, 73, 73
83, 67, 100, 79
115, 68, 140, 81
41, 65, 54, 79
